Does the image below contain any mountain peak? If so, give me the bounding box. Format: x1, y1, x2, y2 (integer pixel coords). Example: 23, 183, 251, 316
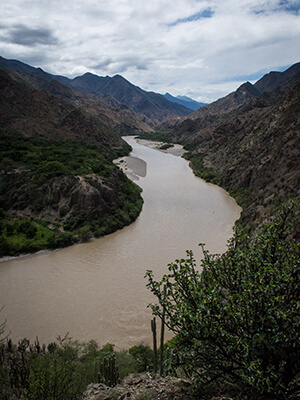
163, 92, 206, 111
234, 81, 260, 101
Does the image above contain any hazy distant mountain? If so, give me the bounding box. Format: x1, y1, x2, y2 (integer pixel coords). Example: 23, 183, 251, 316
0, 56, 192, 126
163, 92, 207, 111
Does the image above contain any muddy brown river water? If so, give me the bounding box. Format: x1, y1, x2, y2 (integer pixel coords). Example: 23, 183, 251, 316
0, 137, 241, 349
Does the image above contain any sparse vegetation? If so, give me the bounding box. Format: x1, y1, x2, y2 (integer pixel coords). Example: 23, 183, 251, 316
1, 204, 298, 400
159, 143, 174, 150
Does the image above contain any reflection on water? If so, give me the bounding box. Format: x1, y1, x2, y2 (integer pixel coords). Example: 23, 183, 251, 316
0, 137, 241, 349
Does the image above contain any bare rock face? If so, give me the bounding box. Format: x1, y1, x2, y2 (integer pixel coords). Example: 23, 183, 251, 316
82, 373, 192, 400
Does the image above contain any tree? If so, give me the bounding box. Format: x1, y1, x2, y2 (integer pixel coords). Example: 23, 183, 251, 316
146, 201, 300, 398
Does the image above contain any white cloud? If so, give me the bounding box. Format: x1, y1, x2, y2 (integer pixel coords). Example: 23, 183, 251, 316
0, 0, 299, 102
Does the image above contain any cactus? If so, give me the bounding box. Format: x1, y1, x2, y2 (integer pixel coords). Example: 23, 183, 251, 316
160, 285, 166, 376
98, 354, 120, 387
151, 317, 157, 373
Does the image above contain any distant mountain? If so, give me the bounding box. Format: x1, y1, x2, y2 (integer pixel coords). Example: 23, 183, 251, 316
163, 92, 207, 111
0, 56, 192, 126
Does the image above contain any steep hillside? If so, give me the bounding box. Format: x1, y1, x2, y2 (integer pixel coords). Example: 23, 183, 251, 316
0, 55, 70, 86
0, 67, 125, 147
0, 67, 143, 257
184, 79, 300, 237
254, 62, 300, 93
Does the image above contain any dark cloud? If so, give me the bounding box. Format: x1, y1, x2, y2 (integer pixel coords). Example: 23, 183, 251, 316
7, 24, 58, 46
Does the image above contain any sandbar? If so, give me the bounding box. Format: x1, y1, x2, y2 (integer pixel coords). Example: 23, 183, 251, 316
136, 139, 186, 157
114, 156, 147, 180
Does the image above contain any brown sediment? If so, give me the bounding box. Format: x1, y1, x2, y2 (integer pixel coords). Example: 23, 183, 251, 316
114, 156, 147, 180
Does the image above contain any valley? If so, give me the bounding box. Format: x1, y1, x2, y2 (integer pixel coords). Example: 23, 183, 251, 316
0, 57, 300, 256
0, 55, 299, 400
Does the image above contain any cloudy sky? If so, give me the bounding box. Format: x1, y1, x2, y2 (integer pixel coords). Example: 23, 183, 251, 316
1, 0, 299, 102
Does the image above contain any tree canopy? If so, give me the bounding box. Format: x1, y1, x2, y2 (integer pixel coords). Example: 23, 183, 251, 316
146, 201, 300, 399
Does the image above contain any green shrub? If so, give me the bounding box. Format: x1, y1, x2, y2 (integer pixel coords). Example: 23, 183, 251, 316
146, 201, 300, 398
129, 345, 154, 372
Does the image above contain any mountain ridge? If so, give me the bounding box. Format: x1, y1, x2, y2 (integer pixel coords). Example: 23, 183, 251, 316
1, 55, 300, 239
0, 56, 193, 126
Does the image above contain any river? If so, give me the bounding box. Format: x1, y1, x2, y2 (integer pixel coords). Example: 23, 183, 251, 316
0, 137, 241, 349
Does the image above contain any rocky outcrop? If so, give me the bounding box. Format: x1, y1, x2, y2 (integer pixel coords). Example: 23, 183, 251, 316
82, 373, 192, 400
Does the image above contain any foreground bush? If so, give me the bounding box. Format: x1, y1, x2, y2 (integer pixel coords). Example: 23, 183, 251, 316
146, 201, 300, 399
0, 335, 154, 400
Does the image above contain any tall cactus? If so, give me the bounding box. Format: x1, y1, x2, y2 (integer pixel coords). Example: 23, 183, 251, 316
98, 354, 119, 387
160, 285, 166, 376
151, 317, 157, 373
